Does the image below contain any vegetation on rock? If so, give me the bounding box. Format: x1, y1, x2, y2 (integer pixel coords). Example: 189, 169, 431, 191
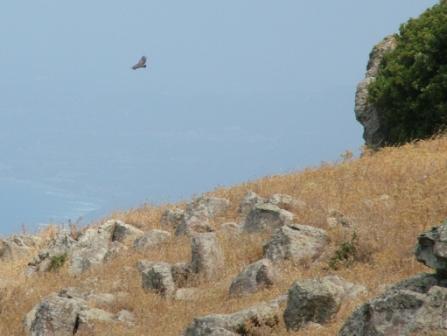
368, 1, 447, 145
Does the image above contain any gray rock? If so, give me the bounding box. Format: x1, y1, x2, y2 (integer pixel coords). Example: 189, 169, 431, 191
110, 220, 144, 245
355, 35, 397, 148
338, 273, 447, 336
191, 233, 224, 280
183, 299, 282, 336
0, 235, 41, 261
160, 208, 185, 230
133, 229, 171, 251
140, 261, 176, 297
238, 191, 266, 217
219, 222, 242, 236
263, 224, 328, 264
24, 288, 122, 336
229, 259, 276, 296
175, 205, 213, 237
284, 277, 347, 331
243, 203, 294, 233
415, 220, 447, 274
189, 196, 230, 218
175, 196, 230, 236
27, 231, 77, 274
24, 293, 85, 336
116, 310, 136, 325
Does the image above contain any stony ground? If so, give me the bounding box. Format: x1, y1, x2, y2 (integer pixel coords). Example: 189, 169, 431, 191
3, 136, 447, 335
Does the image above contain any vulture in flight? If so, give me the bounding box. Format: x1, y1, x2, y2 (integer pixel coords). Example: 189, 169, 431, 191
132, 56, 147, 70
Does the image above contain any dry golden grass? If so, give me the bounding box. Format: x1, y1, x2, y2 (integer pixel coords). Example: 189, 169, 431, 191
3, 135, 447, 335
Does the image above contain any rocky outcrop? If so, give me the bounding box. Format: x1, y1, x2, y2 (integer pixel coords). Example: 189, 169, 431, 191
355, 35, 397, 148
24, 288, 131, 336
0, 235, 41, 261
263, 224, 328, 264
183, 298, 285, 336
339, 273, 447, 336
243, 204, 294, 233
238, 191, 266, 217
339, 219, 447, 335
284, 276, 365, 331
28, 220, 143, 275
229, 259, 276, 297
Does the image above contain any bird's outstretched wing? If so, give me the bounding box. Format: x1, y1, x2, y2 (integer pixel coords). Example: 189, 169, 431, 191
132, 56, 147, 70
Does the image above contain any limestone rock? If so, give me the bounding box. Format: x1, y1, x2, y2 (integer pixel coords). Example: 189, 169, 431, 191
190, 196, 230, 218
183, 299, 282, 336
160, 208, 185, 230
140, 261, 176, 297
133, 229, 171, 251
263, 224, 328, 264
243, 203, 294, 233
355, 35, 397, 148
284, 277, 347, 331
191, 233, 224, 280
229, 259, 276, 296
24, 288, 123, 336
171, 262, 193, 288
110, 220, 144, 245
0, 235, 40, 261
238, 191, 266, 217
27, 231, 77, 274
415, 220, 447, 274
339, 273, 447, 336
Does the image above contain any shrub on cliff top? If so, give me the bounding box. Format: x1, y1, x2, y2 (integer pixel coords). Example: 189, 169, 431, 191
368, 1, 447, 145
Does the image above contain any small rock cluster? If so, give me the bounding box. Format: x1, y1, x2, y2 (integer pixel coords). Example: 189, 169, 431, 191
20, 192, 367, 335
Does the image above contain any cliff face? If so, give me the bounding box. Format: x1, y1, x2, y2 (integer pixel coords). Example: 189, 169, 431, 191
354, 36, 397, 148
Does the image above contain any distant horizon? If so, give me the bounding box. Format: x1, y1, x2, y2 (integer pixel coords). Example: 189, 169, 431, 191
0, 0, 437, 235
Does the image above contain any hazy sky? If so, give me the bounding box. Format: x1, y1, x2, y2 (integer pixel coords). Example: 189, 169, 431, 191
0, 0, 437, 234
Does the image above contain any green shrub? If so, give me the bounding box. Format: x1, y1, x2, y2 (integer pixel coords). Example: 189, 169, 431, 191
329, 232, 358, 270
368, 1, 447, 145
48, 253, 68, 272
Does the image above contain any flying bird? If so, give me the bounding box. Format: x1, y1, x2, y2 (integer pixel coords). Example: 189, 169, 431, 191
132, 56, 147, 70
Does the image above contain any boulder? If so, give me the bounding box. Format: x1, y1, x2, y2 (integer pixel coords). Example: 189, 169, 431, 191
110, 220, 144, 245
133, 229, 171, 251
339, 273, 447, 336
229, 259, 276, 296
415, 220, 447, 274
238, 191, 266, 217
0, 235, 40, 261
171, 262, 193, 288
140, 261, 176, 297
243, 203, 294, 233
284, 276, 358, 331
355, 35, 397, 148
24, 288, 123, 336
27, 231, 77, 274
160, 208, 185, 230
191, 233, 224, 280
189, 196, 230, 218
263, 224, 328, 264
183, 299, 283, 336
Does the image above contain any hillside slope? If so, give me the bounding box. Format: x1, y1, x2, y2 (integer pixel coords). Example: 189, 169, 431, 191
2, 136, 447, 335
